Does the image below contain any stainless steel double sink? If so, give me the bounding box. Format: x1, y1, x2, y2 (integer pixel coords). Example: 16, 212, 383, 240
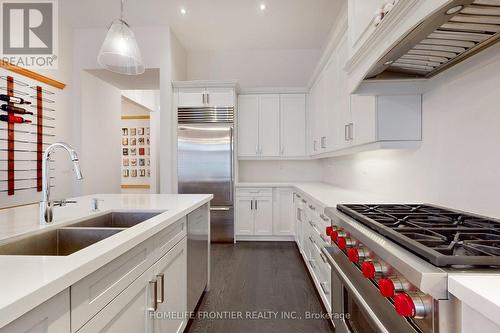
0, 212, 163, 256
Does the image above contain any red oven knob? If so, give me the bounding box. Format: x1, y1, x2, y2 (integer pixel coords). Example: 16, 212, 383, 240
394, 292, 430, 319
348, 247, 369, 263
326, 226, 333, 236
379, 277, 410, 298
330, 229, 345, 242
362, 260, 387, 279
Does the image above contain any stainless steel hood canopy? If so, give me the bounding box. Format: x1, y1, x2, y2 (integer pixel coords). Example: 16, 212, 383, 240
367, 0, 500, 79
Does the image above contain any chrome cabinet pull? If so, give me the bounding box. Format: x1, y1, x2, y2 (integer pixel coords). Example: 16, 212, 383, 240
309, 236, 315, 244
309, 220, 316, 228
319, 214, 329, 222
308, 204, 315, 210
301, 199, 307, 204
345, 124, 349, 141
309, 259, 316, 269
313, 140, 317, 151
255, 199, 258, 210
156, 273, 165, 304
349, 123, 354, 141
320, 252, 327, 264
321, 136, 326, 149
207, 92, 210, 105
320, 282, 330, 295
251, 200, 253, 210
148, 279, 158, 312
281, 144, 284, 155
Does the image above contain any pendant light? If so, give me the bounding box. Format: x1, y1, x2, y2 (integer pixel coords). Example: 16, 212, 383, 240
97, 0, 145, 75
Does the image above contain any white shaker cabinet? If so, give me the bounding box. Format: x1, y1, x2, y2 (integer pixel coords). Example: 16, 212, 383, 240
205, 87, 234, 107
0, 290, 70, 333
234, 197, 255, 235
238, 95, 260, 156
178, 88, 206, 108
78, 239, 187, 333
235, 195, 273, 236
253, 197, 274, 235
273, 188, 295, 236
280, 95, 306, 157
258, 95, 281, 157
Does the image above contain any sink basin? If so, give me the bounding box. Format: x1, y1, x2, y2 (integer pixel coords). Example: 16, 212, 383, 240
0, 227, 124, 256
70, 212, 163, 228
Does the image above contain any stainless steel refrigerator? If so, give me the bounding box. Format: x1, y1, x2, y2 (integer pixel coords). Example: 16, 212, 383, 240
177, 107, 234, 243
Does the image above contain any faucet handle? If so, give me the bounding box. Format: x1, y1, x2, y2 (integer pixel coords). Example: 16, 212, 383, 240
52, 199, 77, 207
91, 198, 104, 212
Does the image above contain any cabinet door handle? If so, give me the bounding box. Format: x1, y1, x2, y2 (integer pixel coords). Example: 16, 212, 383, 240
309, 220, 316, 228
309, 236, 315, 244
321, 136, 326, 149
345, 124, 349, 141
255, 199, 258, 210
207, 92, 210, 105
320, 252, 327, 264
350, 123, 354, 141
301, 199, 307, 204
156, 273, 165, 304
313, 140, 317, 151
251, 200, 253, 210
281, 144, 284, 155
308, 204, 315, 211
148, 279, 158, 312
320, 282, 330, 295
202, 93, 206, 105
255, 144, 259, 155
319, 214, 329, 222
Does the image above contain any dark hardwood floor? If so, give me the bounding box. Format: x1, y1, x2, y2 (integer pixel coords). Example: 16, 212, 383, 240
185, 242, 333, 333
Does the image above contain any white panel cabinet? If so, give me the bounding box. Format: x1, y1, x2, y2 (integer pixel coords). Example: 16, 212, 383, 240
273, 188, 295, 236
178, 87, 234, 108
259, 95, 281, 157
280, 95, 306, 157
178, 88, 206, 108
235, 194, 273, 236
78, 239, 187, 333
238, 95, 260, 157
238, 94, 307, 158
0, 290, 70, 333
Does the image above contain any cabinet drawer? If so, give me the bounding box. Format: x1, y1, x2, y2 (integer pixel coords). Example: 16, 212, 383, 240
236, 188, 272, 197
71, 218, 186, 332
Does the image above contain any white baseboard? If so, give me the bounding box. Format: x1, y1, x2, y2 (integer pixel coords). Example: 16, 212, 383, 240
235, 235, 295, 242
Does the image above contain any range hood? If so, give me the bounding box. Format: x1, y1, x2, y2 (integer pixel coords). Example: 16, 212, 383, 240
367, 0, 500, 79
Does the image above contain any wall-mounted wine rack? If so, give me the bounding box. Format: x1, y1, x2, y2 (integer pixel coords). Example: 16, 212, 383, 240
0, 62, 65, 198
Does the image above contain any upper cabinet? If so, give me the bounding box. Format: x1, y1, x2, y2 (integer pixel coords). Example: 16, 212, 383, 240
237, 93, 307, 159
174, 81, 237, 108
308, 28, 422, 158
348, 0, 387, 56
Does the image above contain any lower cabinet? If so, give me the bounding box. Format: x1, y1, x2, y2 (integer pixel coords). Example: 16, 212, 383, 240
235, 195, 273, 236
235, 187, 295, 239
78, 238, 187, 333
0, 289, 70, 333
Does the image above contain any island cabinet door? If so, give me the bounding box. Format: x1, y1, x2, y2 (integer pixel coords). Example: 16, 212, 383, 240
77, 268, 156, 333
0, 289, 70, 333
153, 238, 187, 333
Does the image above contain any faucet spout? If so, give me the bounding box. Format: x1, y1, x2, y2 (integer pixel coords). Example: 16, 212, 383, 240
40, 142, 83, 224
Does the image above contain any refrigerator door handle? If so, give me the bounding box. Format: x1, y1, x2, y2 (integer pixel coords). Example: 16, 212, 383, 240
229, 126, 234, 203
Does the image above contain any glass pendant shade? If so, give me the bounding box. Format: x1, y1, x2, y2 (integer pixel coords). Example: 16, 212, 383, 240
97, 19, 145, 75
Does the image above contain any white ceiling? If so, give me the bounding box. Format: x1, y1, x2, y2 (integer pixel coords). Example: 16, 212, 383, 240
60, 0, 343, 51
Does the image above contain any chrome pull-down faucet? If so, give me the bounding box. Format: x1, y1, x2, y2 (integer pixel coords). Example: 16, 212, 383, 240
40, 142, 83, 224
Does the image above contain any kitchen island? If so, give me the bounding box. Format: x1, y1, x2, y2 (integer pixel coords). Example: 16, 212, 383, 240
0, 194, 212, 332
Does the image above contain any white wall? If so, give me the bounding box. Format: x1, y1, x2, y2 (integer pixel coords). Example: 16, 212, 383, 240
80, 71, 122, 195
239, 160, 323, 183
187, 49, 321, 88
321, 43, 500, 218
170, 31, 187, 82
73, 26, 178, 194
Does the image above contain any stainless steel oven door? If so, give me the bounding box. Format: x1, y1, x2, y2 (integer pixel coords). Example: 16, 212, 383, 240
322, 246, 422, 333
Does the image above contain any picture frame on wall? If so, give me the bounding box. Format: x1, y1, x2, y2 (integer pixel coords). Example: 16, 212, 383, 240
130, 148, 137, 156
122, 128, 128, 136
131, 159, 137, 166
139, 148, 145, 156
146, 127, 150, 135
138, 127, 144, 135
122, 137, 128, 146
139, 169, 146, 177
139, 158, 145, 166
130, 138, 137, 146
123, 148, 128, 156
130, 128, 136, 136
123, 169, 129, 177
131, 169, 137, 177
138, 137, 144, 145
123, 159, 129, 167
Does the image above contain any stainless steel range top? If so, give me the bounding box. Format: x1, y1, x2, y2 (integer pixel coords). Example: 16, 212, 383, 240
337, 204, 500, 267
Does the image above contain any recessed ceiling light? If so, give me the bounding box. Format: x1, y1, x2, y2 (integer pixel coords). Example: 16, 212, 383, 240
260, 3, 266, 11
446, 5, 463, 15
180, 8, 187, 15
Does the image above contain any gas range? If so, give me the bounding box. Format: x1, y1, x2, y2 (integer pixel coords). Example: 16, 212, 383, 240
321, 204, 500, 333
337, 204, 500, 267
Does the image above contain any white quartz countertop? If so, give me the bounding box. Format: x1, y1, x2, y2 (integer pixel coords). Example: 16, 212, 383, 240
237, 181, 500, 324
448, 274, 500, 327
0, 194, 212, 329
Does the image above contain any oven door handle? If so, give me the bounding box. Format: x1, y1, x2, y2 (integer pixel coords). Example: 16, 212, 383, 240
321, 247, 390, 333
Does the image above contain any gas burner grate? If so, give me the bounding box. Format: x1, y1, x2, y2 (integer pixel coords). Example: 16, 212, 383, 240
337, 204, 500, 267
